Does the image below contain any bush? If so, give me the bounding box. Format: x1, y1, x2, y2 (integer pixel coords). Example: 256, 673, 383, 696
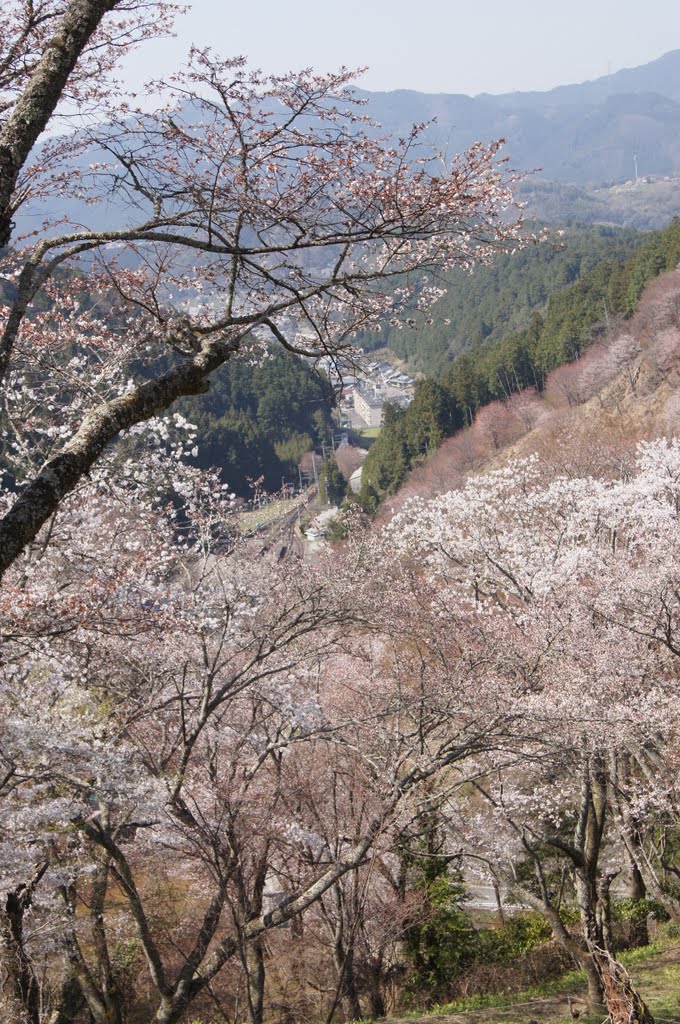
478, 913, 552, 961
612, 896, 666, 924
404, 873, 478, 994
454, 941, 573, 999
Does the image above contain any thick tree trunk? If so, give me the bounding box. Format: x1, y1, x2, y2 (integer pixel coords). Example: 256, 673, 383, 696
584, 954, 607, 1016
626, 858, 649, 948
574, 867, 603, 948
89, 855, 124, 1024
596, 871, 618, 953
0, 908, 40, 1024
513, 877, 607, 1014
591, 946, 655, 1024
367, 962, 386, 1020
0, 863, 49, 1024
0, 334, 240, 578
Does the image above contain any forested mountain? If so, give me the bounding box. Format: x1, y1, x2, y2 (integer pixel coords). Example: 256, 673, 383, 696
177, 350, 335, 496
358, 50, 680, 189
179, 228, 643, 492
363, 225, 642, 375
168, 221, 679, 495
359, 218, 680, 510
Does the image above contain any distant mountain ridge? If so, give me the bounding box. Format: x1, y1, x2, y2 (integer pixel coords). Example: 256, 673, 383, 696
16, 51, 680, 238
482, 48, 680, 107
357, 50, 680, 194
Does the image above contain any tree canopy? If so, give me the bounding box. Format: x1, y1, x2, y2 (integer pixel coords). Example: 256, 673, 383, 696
0, 0, 530, 576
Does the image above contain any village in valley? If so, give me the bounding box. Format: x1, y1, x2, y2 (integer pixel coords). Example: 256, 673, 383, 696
340, 358, 415, 427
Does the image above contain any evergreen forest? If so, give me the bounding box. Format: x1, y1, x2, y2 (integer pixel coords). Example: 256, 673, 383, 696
359, 218, 680, 510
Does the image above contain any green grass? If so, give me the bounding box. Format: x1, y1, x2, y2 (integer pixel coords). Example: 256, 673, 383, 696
618, 939, 670, 966
618, 943, 680, 1024
404, 939, 679, 1020
350, 425, 382, 448
426, 967, 586, 1016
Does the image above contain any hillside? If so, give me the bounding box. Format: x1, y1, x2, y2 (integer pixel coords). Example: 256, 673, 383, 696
362, 224, 643, 376
355, 50, 680, 227
377, 265, 680, 520
517, 177, 680, 230
389, 943, 680, 1024
357, 219, 680, 511
176, 349, 335, 497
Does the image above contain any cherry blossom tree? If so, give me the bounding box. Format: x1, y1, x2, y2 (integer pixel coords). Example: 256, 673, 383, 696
4, 341, 677, 1022
0, 6, 542, 1020
1, 461, 537, 1024
378, 438, 680, 1016
0, 0, 534, 579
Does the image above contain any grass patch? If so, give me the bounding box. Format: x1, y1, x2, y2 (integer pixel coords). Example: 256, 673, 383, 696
429, 967, 586, 1015
410, 940, 680, 1019
236, 497, 300, 533
350, 426, 382, 447
619, 939, 669, 966
618, 944, 680, 1024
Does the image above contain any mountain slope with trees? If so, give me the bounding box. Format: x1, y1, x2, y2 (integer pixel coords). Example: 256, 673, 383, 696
359, 218, 680, 510
363, 224, 643, 376
177, 350, 335, 496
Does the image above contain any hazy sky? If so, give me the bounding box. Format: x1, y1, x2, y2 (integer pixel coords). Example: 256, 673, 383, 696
121, 0, 680, 96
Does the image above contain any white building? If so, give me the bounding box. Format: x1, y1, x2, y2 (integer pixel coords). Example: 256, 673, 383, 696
353, 385, 383, 427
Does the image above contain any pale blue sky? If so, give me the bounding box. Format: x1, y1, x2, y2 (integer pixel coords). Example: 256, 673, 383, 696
121, 0, 680, 96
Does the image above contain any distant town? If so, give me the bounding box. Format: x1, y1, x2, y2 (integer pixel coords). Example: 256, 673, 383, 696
317, 354, 415, 428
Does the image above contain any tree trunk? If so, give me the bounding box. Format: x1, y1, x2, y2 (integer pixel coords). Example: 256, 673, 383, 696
621, 828, 680, 928
0, 864, 49, 1024
0, 0, 123, 252
596, 872, 618, 953
45, 970, 86, 1024
0, 909, 40, 1024
246, 940, 266, 1024
492, 880, 506, 925
574, 867, 603, 948
583, 954, 607, 1016
329, 937, 362, 1024
626, 857, 649, 948
368, 965, 386, 1020
591, 946, 655, 1024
